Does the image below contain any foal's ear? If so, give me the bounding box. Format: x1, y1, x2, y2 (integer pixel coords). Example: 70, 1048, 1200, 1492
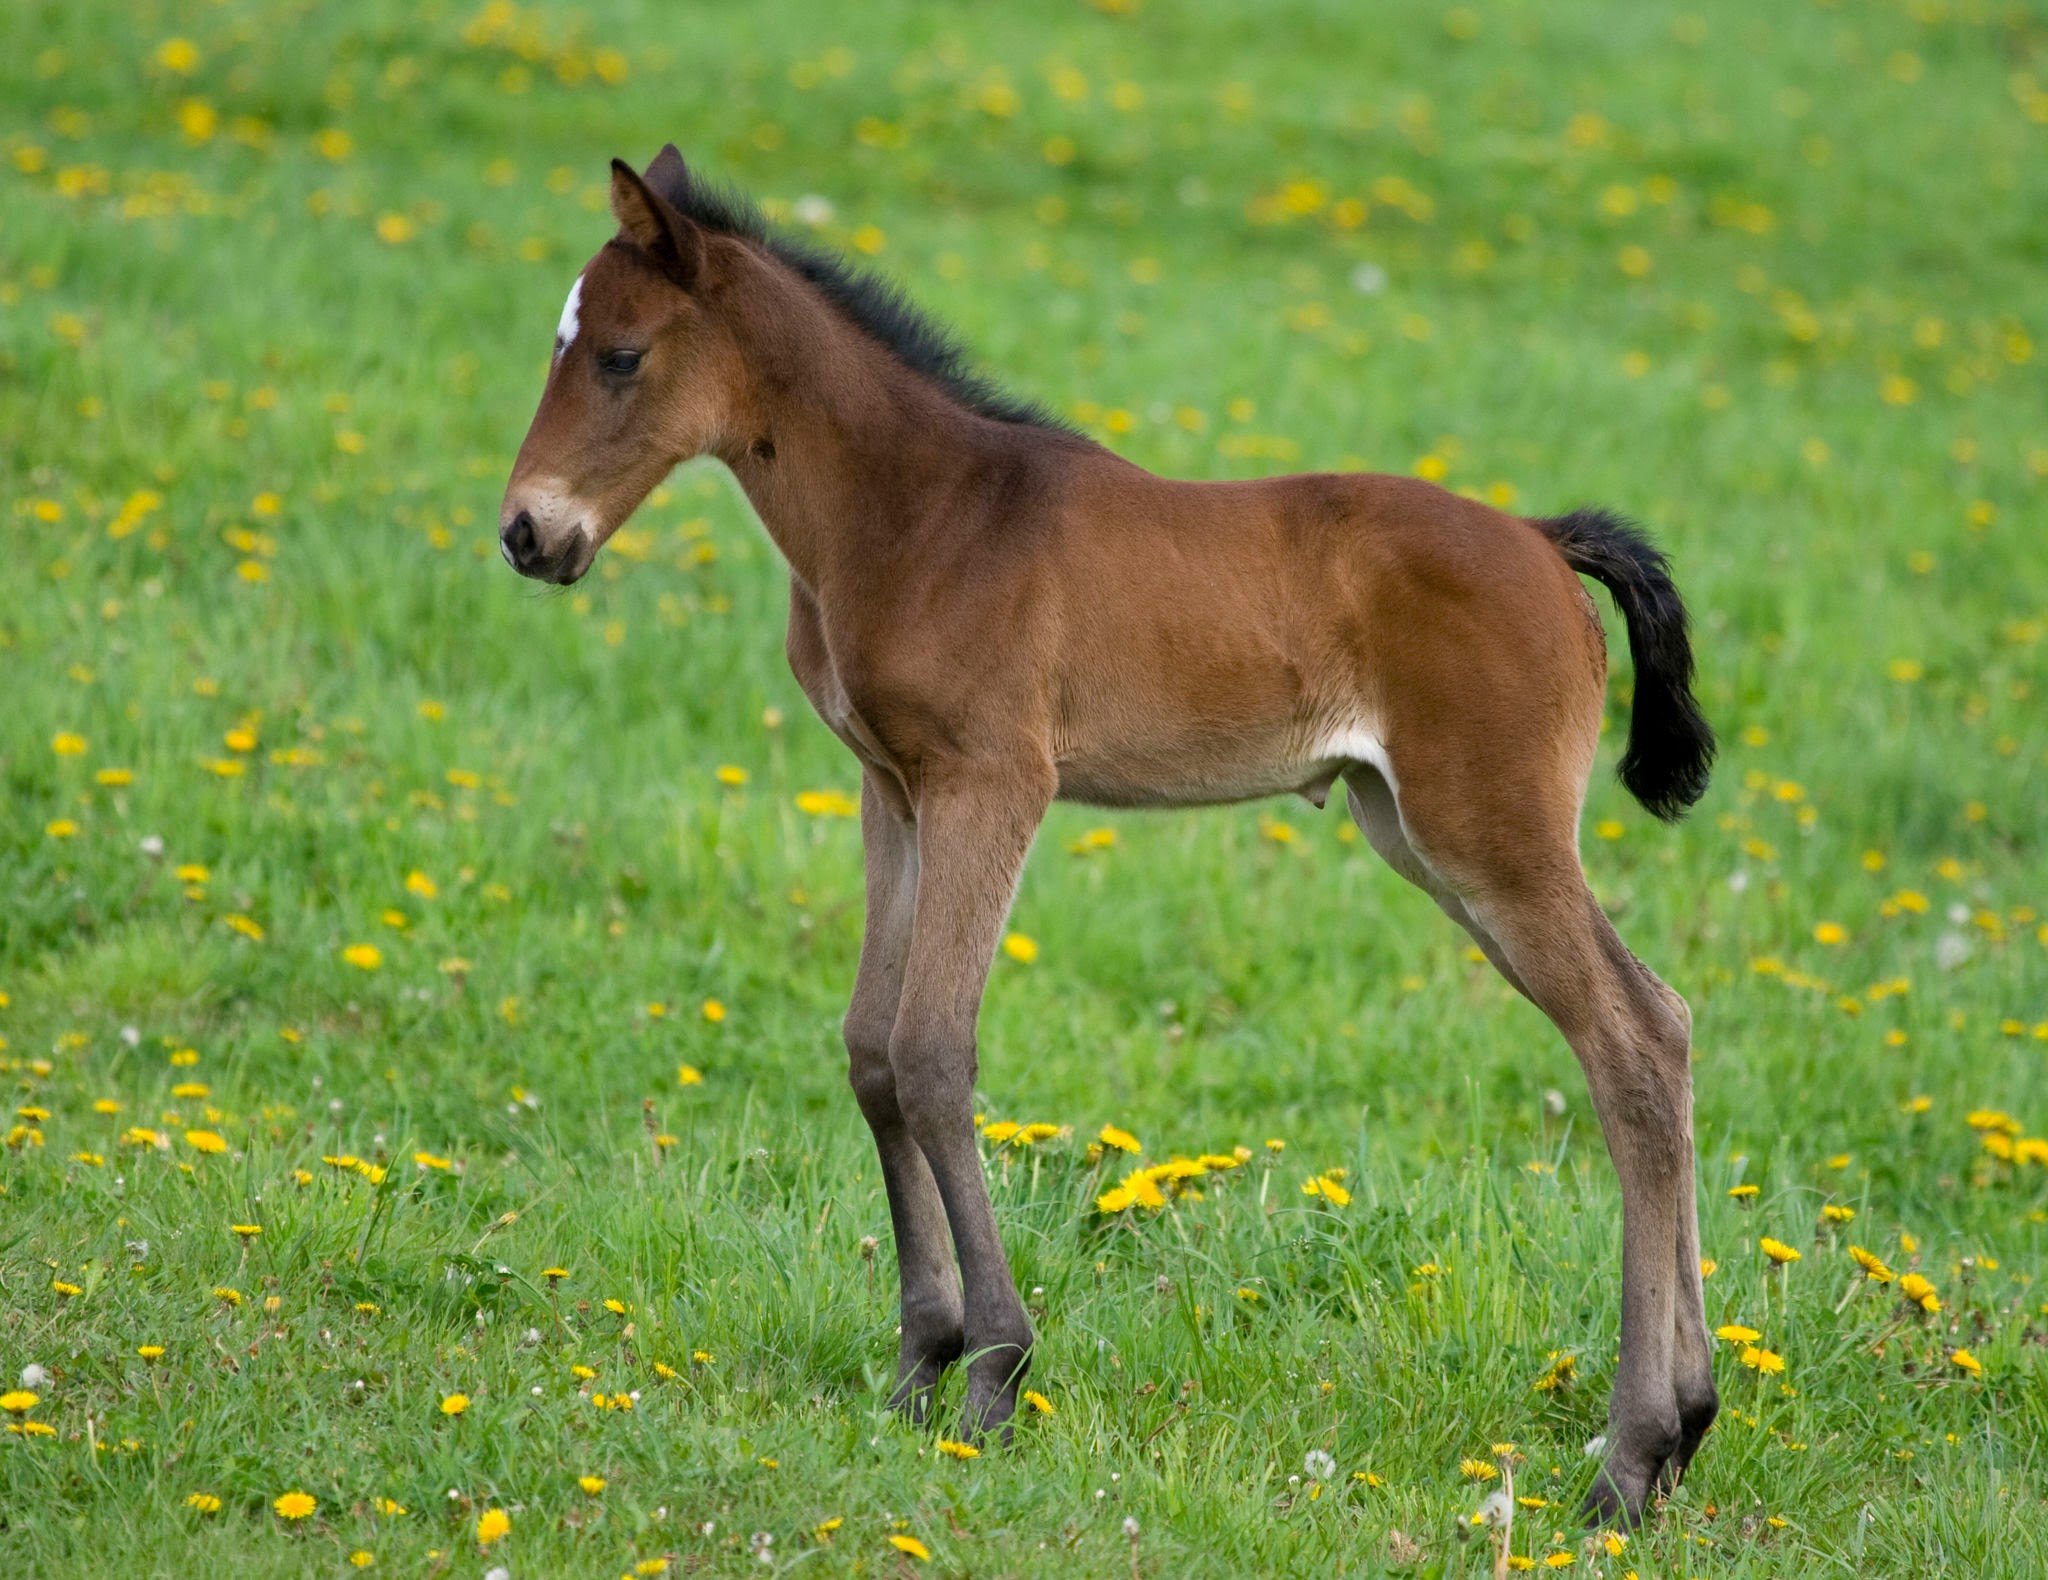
643, 142, 689, 192
609, 157, 703, 288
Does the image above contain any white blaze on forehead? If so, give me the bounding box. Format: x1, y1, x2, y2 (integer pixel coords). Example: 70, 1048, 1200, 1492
553, 274, 583, 358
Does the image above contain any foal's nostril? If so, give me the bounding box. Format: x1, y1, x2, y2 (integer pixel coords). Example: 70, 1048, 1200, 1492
503, 510, 538, 569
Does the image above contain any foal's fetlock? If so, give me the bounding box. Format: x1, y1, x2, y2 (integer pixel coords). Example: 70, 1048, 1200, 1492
887, 1360, 947, 1424
1662, 1388, 1720, 1489
885, 1305, 964, 1422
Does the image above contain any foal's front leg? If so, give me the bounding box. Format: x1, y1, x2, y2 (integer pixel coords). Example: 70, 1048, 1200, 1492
845, 777, 964, 1420
889, 762, 1053, 1441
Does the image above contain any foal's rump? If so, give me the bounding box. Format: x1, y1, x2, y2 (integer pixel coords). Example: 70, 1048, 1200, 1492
1311, 474, 1712, 826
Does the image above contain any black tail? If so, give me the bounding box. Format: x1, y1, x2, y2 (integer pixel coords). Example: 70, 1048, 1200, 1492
1534, 507, 1714, 821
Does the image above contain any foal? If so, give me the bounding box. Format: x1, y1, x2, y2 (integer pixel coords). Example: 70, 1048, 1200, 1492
500, 146, 1719, 1527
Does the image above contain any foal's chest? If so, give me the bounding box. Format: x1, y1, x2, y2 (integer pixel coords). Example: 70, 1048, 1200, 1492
784, 579, 910, 807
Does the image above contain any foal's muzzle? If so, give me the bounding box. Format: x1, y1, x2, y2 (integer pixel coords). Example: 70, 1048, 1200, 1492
500, 510, 590, 584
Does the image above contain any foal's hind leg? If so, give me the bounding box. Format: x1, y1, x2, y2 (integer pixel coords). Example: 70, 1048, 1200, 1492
1362, 770, 1714, 1526
1477, 883, 1712, 1525
845, 777, 964, 1420
1343, 768, 1530, 999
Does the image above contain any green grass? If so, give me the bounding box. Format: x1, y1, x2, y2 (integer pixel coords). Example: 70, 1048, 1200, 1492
3, 0, 2046, 1573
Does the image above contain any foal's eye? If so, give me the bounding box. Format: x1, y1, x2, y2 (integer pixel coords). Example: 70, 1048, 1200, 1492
598, 349, 644, 376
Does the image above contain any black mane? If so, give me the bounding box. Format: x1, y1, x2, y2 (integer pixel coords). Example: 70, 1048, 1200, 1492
650, 164, 1069, 433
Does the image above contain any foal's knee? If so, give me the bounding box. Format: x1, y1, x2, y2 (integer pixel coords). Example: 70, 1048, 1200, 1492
844, 1017, 901, 1129
1651, 979, 1693, 1054
888, 1031, 976, 1146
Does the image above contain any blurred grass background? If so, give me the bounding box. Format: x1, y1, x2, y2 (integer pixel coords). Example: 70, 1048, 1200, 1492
2, 0, 2046, 1574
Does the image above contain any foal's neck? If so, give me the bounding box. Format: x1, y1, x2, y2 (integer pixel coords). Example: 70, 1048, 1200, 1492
712, 258, 1042, 592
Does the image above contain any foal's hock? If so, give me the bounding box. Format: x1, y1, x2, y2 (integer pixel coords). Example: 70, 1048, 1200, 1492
499, 145, 1718, 1528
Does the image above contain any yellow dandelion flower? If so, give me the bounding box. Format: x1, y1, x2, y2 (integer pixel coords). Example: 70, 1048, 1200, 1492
937, 1438, 980, 1459
1848, 1245, 1895, 1282
440, 1393, 469, 1416
342, 944, 382, 970
793, 788, 858, 816
1002, 932, 1039, 963
1459, 1458, 1499, 1480
1728, 1183, 1759, 1200
273, 1491, 316, 1520
1950, 1349, 1983, 1376
579, 1475, 606, 1494
1715, 1324, 1761, 1344
1301, 1174, 1351, 1206
888, 1535, 930, 1560
184, 1129, 227, 1154
1098, 1124, 1141, 1153
186, 1492, 222, 1513
1760, 1237, 1802, 1264
1899, 1272, 1940, 1312
1738, 1345, 1785, 1374
0, 1390, 38, 1414
476, 1507, 510, 1545
1024, 1389, 1054, 1416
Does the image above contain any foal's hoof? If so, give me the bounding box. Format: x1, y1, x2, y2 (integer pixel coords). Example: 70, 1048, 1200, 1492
1580, 1427, 1681, 1530
887, 1331, 965, 1424
1579, 1468, 1650, 1532
960, 1343, 1031, 1446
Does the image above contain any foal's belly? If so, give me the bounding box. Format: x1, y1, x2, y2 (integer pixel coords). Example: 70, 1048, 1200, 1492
1052, 720, 1391, 811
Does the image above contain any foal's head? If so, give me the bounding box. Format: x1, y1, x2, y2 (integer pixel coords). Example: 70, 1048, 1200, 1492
499, 147, 738, 584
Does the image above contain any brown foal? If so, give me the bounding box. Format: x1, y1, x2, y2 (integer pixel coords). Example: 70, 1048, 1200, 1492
500, 147, 1720, 1527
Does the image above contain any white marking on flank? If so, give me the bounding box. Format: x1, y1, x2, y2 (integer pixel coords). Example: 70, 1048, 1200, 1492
554, 274, 583, 359
1309, 724, 1397, 793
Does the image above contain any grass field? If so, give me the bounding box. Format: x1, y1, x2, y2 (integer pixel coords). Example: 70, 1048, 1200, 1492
4, 0, 2047, 1573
